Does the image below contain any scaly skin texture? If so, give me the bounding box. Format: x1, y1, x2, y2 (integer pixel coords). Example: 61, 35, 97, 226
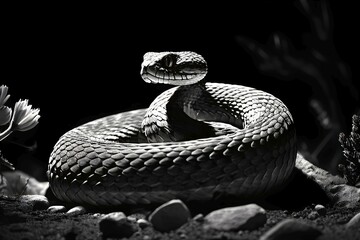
47, 52, 297, 206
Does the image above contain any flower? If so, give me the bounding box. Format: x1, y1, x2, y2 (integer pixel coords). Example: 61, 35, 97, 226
0, 85, 12, 126
0, 106, 12, 126
0, 85, 10, 107
10, 99, 40, 132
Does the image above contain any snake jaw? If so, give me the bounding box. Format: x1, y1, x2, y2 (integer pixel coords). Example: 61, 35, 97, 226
140, 51, 207, 86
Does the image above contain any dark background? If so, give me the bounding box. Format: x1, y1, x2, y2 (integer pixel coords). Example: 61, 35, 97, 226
1, 1, 359, 181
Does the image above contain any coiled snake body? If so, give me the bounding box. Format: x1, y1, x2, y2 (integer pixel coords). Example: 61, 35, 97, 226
48, 51, 297, 206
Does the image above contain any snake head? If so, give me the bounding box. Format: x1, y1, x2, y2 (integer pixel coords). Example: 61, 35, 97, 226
140, 51, 208, 85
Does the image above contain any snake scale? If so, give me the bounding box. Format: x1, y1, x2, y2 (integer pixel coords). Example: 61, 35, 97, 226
48, 51, 297, 206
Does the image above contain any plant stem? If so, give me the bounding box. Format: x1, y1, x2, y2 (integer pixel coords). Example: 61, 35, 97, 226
0, 124, 13, 142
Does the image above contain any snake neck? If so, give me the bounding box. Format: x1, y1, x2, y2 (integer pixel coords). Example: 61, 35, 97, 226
141, 81, 248, 143
176, 81, 207, 106
142, 81, 218, 143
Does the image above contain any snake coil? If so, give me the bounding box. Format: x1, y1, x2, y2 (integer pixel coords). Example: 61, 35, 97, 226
48, 51, 296, 206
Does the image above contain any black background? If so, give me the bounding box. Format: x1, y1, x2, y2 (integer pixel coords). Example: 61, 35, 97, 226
1, 1, 359, 181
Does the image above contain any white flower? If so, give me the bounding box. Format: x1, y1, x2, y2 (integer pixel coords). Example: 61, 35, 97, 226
0, 85, 10, 107
0, 106, 12, 126
10, 99, 40, 132
0, 85, 11, 126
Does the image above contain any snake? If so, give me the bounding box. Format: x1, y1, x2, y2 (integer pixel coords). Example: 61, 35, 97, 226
47, 51, 297, 206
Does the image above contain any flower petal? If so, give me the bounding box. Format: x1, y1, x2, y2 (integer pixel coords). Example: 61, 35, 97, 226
0, 85, 10, 107
0, 106, 12, 126
10, 99, 40, 132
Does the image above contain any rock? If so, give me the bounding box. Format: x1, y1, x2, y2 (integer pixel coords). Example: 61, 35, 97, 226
307, 211, 319, 220
18, 195, 49, 211
47, 205, 67, 213
193, 213, 204, 222
143, 235, 151, 240
329, 184, 360, 208
149, 199, 191, 232
295, 153, 360, 208
137, 219, 151, 229
99, 212, 138, 238
127, 216, 137, 223
314, 204, 326, 215
295, 154, 345, 187
259, 218, 322, 240
66, 206, 86, 216
179, 232, 187, 239
346, 212, 360, 229
2, 170, 49, 196
204, 203, 266, 231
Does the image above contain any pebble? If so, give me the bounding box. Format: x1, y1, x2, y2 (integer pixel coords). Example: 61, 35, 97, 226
193, 213, 204, 222
346, 212, 360, 229
259, 218, 322, 240
99, 212, 138, 238
314, 204, 326, 215
137, 218, 151, 229
204, 203, 267, 231
18, 195, 49, 211
66, 206, 87, 216
307, 211, 319, 220
47, 205, 67, 213
127, 216, 137, 222
149, 199, 191, 232
179, 233, 187, 239
143, 235, 151, 240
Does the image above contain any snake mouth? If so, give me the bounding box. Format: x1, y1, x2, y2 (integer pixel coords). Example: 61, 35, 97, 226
140, 51, 208, 86
141, 66, 206, 85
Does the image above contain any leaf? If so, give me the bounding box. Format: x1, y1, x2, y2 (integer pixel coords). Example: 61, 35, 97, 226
0, 150, 15, 171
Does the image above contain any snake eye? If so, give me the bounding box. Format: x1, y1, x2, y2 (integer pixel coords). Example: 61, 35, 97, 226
161, 54, 177, 68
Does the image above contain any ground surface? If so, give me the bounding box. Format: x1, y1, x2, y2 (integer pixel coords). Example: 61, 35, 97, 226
0, 190, 359, 240
0, 157, 359, 240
